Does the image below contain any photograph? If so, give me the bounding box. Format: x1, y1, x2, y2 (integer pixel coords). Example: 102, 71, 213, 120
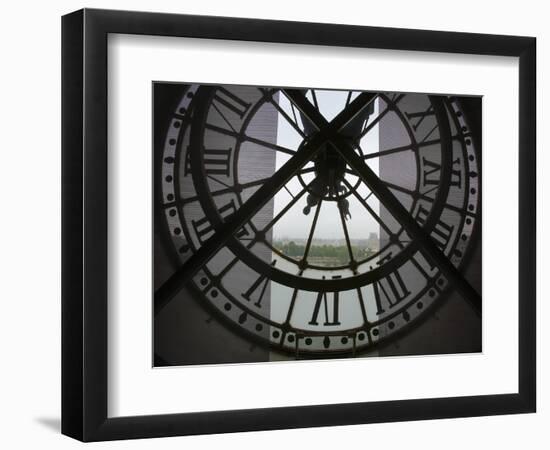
153, 83, 482, 366
0, 0, 543, 446
54, 5, 538, 443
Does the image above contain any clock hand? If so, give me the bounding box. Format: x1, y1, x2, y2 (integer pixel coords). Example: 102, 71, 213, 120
338, 197, 351, 220
302, 176, 326, 216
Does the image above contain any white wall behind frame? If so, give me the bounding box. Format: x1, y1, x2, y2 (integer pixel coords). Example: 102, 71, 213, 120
0, 1, 545, 450
108, 33, 518, 417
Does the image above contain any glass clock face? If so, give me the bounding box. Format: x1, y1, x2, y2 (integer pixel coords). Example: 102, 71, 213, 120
155, 83, 481, 362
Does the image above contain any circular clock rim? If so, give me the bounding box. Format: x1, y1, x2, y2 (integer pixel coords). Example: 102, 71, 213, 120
187, 86, 455, 292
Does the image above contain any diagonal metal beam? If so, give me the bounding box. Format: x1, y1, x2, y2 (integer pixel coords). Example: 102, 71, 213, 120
284, 90, 481, 316
155, 91, 381, 314
155, 132, 324, 313
283, 89, 378, 134
333, 135, 481, 316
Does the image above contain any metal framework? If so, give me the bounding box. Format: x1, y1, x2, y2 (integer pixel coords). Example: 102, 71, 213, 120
62, 8, 536, 441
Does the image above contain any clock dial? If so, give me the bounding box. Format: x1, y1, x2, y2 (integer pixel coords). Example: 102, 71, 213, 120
156, 83, 480, 359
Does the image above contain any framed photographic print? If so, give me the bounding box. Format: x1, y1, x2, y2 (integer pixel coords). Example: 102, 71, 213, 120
153, 83, 482, 365
62, 8, 536, 441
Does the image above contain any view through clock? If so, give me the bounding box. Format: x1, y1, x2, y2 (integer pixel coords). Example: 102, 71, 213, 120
153, 82, 481, 365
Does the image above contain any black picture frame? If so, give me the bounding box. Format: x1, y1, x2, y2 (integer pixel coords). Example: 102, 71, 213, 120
62, 8, 536, 442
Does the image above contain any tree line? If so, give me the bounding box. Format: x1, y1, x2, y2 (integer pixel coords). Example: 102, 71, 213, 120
273, 240, 374, 263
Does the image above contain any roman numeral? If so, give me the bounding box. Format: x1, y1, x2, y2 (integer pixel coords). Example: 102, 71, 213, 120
184, 147, 232, 177
191, 200, 248, 243
241, 261, 277, 308
213, 87, 251, 119
422, 156, 462, 188
309, 277, 342, 326
415, 204, 455, 250
373, 269, 410, 314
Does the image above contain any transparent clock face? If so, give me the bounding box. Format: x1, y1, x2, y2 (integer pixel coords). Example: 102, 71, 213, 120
154, 83, 481, 365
